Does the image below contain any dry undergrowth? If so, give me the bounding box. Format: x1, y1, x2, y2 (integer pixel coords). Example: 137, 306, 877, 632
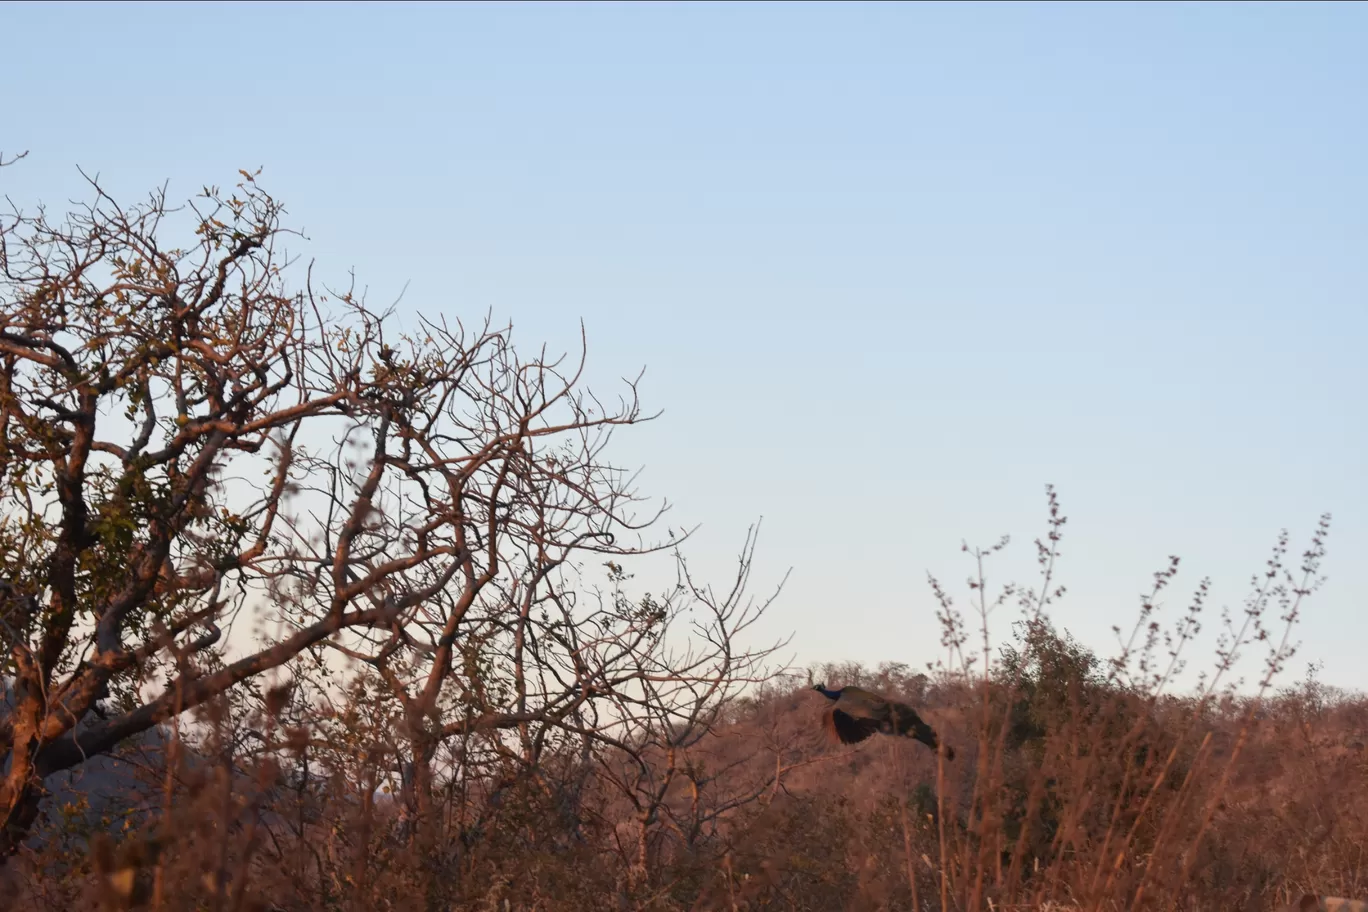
3, 497, 1356, 912
0, 165, 1355, 911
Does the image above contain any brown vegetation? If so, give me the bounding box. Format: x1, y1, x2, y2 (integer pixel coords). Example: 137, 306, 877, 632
1, 166, 1360, 911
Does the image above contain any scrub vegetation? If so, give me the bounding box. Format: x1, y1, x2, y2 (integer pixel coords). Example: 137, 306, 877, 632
1, 165, 1360, 911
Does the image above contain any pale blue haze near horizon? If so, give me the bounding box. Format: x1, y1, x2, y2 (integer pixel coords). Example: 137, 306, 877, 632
4, 1, 1365, 690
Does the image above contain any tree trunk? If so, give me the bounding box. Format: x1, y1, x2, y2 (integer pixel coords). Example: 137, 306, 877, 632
1, 648, 48, 857
402, 736, 445, 912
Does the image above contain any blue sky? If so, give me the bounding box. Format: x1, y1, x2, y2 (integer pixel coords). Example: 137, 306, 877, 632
5, 1, 1365, 690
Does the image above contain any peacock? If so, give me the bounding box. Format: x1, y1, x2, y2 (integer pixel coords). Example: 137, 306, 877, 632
812, 683, 954, 759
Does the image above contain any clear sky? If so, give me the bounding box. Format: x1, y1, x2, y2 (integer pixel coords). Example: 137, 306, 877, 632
5, 1, 1365, 691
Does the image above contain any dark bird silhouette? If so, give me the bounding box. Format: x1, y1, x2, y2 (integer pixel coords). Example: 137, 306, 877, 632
812, 684, 954, 759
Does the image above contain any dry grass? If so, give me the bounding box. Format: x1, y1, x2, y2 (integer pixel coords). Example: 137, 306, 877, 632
6, 662, 1366, 912
2, 496, 1359, 912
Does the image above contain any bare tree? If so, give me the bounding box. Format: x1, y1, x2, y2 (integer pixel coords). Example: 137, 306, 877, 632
0, 165, 787, 863
583, 536, 799, 892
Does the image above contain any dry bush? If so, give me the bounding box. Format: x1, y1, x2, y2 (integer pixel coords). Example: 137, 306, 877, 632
2, 488, 1358, 912
2, 160, 1360, 912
